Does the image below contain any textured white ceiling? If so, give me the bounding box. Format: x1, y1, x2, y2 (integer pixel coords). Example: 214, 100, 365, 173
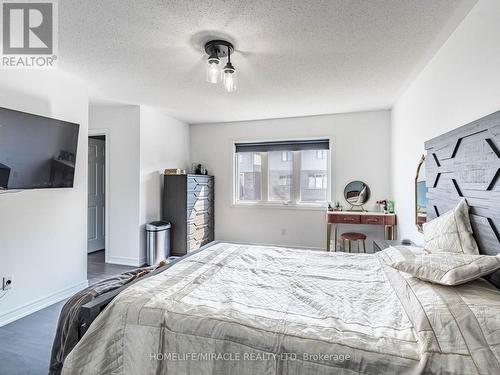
59, 0, 476, 124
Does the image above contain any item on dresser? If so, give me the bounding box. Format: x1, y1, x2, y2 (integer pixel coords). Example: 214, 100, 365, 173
163, 174, 214, 256
375, 199, 394, 214
164, 168, 186, 175
376, 200, 387, 213
423, 199, 479, 255
387, 200, 395, 213
344, 180, 370, 211
194, 163, 208, 175
191, 164, 209, 175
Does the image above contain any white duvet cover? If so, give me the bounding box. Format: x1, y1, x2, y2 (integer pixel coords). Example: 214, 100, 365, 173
62, 243, 500, 374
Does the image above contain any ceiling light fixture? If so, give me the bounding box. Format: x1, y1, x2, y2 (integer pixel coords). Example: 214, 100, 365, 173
204, 40, 236, 93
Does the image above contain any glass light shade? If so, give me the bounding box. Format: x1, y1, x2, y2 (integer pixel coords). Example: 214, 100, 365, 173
223, 71, 237, 92
206, 58, 220, 84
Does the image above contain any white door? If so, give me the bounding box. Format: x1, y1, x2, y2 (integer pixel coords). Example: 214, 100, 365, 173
88, 137, 105, 253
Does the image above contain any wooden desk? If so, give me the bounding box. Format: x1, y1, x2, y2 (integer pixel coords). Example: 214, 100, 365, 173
326, 211, 397, 251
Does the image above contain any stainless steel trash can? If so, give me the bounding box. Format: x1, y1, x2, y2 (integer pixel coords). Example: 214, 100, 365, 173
146, 221, 171, 265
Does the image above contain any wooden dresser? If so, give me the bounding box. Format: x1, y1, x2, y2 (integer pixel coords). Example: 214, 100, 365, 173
163, 174, 214, 256
326, 211, 397, 251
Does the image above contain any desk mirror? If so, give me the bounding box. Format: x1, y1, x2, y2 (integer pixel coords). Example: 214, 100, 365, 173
415, 155, 427, 232
344, 180, 370, 211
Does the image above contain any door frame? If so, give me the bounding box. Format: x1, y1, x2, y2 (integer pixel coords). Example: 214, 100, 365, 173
88, 129, 110, 263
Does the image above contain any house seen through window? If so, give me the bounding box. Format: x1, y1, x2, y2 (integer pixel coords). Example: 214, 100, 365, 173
235, 139, 330, 205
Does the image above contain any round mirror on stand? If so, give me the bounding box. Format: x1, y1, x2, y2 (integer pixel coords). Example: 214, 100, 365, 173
344, 180, 370, 211
415, 155, 427, 232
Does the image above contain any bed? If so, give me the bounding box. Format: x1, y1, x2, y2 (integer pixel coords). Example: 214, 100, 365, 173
62, 111, 500, 374
62, 242, 500, 374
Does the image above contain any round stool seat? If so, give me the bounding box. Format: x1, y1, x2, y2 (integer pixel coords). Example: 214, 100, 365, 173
340, 232, 367, 241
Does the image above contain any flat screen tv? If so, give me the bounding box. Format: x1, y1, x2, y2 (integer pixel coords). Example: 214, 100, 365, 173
0, 106, 79, 190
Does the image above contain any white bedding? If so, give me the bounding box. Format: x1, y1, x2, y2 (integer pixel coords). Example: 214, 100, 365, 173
62, 243, 500, 374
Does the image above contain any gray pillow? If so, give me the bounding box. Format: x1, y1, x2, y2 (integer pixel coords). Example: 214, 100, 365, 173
423, 199, 479, 254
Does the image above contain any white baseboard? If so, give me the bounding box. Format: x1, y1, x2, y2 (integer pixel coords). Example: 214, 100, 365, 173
0, 280, 88, 327
107, 255, 145, 267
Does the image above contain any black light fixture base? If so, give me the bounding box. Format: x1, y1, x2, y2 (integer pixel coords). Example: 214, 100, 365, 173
204, 40, 234, 58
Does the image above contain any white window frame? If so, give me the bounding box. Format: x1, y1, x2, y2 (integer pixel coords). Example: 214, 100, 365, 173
232, 138, 333, 210
281, 151, 292, 161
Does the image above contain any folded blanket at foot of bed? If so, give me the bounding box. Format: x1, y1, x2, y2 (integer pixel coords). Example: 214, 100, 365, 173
48, 262, 165, 375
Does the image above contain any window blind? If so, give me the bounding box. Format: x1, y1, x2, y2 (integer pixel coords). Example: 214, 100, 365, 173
235, 139, 329, 153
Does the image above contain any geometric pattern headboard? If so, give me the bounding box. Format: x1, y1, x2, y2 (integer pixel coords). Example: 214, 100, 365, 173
425, 110, 500, 288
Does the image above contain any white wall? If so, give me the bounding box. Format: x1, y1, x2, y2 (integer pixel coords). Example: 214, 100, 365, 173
88, 105, 141, 266
191, 110, 391, 250
139, 106, 190, 261
0, 70, 89, 326
391, 0, 500, 244
89, 105, 189, 265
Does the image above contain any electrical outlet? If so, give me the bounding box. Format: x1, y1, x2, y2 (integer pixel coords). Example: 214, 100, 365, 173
2, 276, 13, 291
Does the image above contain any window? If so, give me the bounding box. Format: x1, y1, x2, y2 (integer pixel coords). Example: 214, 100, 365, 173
269, 151, 293, 201
237, 152, 262, 201
316, 150, 328, 159
234, 140, 330, 205
300, 150, 328, 201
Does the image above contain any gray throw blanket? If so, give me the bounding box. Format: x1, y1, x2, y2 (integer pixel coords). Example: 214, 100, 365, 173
48, 265, 160, 375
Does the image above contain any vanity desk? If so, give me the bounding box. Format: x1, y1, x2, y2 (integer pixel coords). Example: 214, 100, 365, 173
326, 211, 397, 251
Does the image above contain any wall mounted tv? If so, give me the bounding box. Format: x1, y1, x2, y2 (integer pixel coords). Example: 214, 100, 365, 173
0, 106, 80, 190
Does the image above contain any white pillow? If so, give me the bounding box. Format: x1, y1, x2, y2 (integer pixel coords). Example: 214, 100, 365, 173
423, 199, 479, 254
390, 253, 500, 286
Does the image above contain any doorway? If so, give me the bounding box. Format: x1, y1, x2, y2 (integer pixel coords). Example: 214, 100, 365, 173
88, 135, 106, 254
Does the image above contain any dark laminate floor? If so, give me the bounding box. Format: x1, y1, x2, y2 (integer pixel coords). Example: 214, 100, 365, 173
0, 250, 135, 375
87, 250, 137, 284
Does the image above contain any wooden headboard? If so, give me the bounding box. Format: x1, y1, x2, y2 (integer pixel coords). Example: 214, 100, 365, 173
425, 110, 500, 288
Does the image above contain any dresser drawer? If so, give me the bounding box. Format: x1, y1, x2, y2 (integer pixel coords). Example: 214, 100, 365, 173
333, 215, 360, 224
188, 237, 212, 252
187, 225, 213, 241
361, 215, 385, 225
188, 183, 212, 196
186, 185, 213, 202
187, 193, 214, 207
187, 176, 213, 191
187, 210, 212, 227
187, 222, 212, 237
187, 197, 214, 214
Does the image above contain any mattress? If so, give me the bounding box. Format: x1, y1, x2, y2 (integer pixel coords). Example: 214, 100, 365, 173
62, 243, 500, 374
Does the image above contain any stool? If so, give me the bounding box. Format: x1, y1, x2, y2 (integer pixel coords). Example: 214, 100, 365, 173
340, 232, 367, 253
